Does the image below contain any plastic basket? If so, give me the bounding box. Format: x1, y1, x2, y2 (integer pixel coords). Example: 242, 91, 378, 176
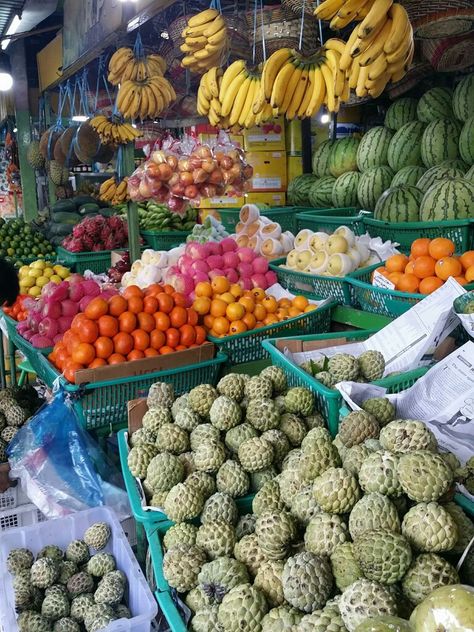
295, 207, 372, 235
262, 330, 428, 436
0, 503, 44, 533
0, 484, 28, 511
207, 300, 335, 366
217, 207, 301, 233
34, 351, 228, 431
0, 506, 157, 632
10, 329, 52, 378
56, 246, 113, 274
118, 430, 254, 526
269, 258, 356, 305
363, 217, 474, 252
156, 590, 188, 632
141, 230, 191, 250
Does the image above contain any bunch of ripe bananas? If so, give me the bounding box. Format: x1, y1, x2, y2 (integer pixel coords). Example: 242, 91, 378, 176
116, 76, 177, 120
108, 47, 166, 85
99, 177, 129, 206
90, 115, 142, 145
314, 0, 380, 29
181, 8, 228, 74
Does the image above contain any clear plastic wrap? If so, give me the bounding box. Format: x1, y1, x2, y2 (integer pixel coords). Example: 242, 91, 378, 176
409, 585, 474, 632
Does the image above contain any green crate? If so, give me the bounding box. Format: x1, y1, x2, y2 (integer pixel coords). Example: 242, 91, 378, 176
262, 330, 428, 436
34, 351, 228, 431
141, 230, 191, 250
363, 217, 474, 252
269, 257, 355, 305
295, 208, 372, 235
156, 591, 188, 632
207, 299, 335, 366
10, 329, 52, 377
217, 206, 301, 233
56, 246, 113, 275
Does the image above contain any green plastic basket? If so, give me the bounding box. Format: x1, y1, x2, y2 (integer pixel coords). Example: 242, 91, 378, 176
10, 329, 52, 377
262, 330, 428, 436
217, 207, 301, 233
363, 217, 474, 252
295, 208, 372, 235
56, 246, 113, 274
156, 590, 188, 632
269, 258, 356, 305
34, 351, 228, 431
141, 230, 191, 250
207, 299, 335, 366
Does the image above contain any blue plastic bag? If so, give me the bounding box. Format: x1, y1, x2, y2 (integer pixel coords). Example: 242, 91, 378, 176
7, 390, 130, 520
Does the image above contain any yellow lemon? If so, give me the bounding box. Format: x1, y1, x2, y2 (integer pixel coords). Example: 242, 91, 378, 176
28, 269, 42, 279
43, 268, 54, 278
20, 276, 35, 289
28, 286, 42, 297
31, 260, 46, 270
36, 276, 49, 288
50, 275, 62, 284
57, 267, 70, 279
19, 266, 29, 277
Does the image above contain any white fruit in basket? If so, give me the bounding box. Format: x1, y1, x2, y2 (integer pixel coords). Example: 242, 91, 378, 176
327, 253, 354, 277
334, 226, 356, 247
309, 232, 330, 253
141, 249, 155, 266
261, 223, 282, 240
328, 235, 348, 254
347, 247, 362, 270
281, 231, 295, 252
287, 250, 299, 269
308, 251, 329, 275
296, 250, 312, 270
355, 243, 370, 264
121, 271, 133, 287
295, 229, 312, 250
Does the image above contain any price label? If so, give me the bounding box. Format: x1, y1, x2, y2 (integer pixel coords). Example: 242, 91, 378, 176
372, 271, 395, 290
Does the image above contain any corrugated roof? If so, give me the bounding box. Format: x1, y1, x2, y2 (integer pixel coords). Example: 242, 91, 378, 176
0, 1, 25, 39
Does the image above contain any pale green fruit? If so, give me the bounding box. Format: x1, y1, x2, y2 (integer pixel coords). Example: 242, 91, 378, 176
409, 584, 474, 632
354, 617, 413, 632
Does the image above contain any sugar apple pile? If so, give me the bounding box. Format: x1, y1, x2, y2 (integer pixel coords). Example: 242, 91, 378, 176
128, 374, 323, 522
300, 350, 386, 389
6, 521, 133, 631
157, 410, 474, 632
0, 385, 44, 462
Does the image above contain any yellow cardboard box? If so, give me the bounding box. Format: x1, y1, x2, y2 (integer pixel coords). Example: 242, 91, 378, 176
287, 155, 304, 182
199, 195, 245, 209
245, 192, 287, 206
198, 133, 243, 148
243, 117, 285, 151
246, 151, 287, 192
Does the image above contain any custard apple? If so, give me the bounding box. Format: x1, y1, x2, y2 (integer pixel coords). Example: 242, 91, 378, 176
155, 423, 189, 454
172, 393, 190, 419
313, 467, 361, 513
305, 412, 325, 429
255, 511, 297, 560
194, 440, 226, 473
238, 437, 274, 472
235, 514, 256, 539
246, 398, 280, 432
358, 350, 385, 381
57, 561, 77, 585
142, 406, 172, 432
358, 451, 402, 497
401, 502, 458, 551
84, 522, 111, 551
261, 429, 290, 465
339, 579, 397, 632
7, 548, 34, 574
127, 444, 158, 478
284, 387, 314, 416
353, 617, 412, 632
70, 593, 95, 622
175, 407, 201, 432
234, 534, 268, 576
178, 451, 196, 476
217, 584, 268, 632
30, 557, 59, 588
304, 512, 349, 556
67, 571, 94, 598
252, 480, 284, 516
17, 612, 52, 632
190, 606, 221, 632
401, 553, 459, 605
279, 413, 307, 446
282, 552, 333, 613
343, 445, 371, 475
37, 545, 63, 563
186, 586, 212, 613
201, 492, 238, 525
278, 465, 305, 507
353, 530, 412, 584
250, 467, 278, 492
190, 423, 220, 450
198, 556, 249, 604
224, 423, 258, 453
164, 523, 198, 549
397, 451, 453, 501
261, 366, 287, 393
339, 411, 379, 448
254, 560, 285, 607
86, 553, 115, 577
315, 371, 337, 389
299, 437, 341, 481
163, 483, 204, 522
130, 427, 156, 447
328, 353, 360, 382
84, 604, 116, 631
146, 452, 184, 491
330, 542, 363, 591
188, 384, 219, 416
42, 590, 70, 621
210, 396, 242, 431
361, 398, 395, 426
245, 375, 273, 400
297, 609, 347, 632
379, 420, 437, 453
349, 493, 401, 539
53, 618, 81, 632
147, 382, 174, 408
216, 460, 249, 497
444, 502, 474, 554
196, 521, 236, 559
290, 487, 321, 525
261, 606, 302, 632
217, 374, 247, 402
186, 471, 216, 499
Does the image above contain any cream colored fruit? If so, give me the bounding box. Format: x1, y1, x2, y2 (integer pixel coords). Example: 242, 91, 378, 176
295, 229, 312, 249
308, 251, 329, 274
50, 275, 62, 284
28, 268, 42, 280
334, 226, 356, 247
347, 247, 362, 269
296, 250, 312, 270
20, 276, 35, 289
31, 260, 46, 270
327, 235, 348, 254
36, 276, 49, 288
57, 267, 70, 279
309, 232, 330, 253
287, 250, 299, 269
327, 253, 354, 276
28, 286, 41, 297
43, 268, 54, 278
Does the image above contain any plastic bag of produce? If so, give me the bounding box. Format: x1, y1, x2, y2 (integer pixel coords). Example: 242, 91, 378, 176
6, 390, 130, 520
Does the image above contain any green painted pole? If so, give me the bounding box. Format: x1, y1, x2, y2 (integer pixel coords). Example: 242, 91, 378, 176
14, 110, 39, 222
43, 92, 57, 204
127, 202, 141, 264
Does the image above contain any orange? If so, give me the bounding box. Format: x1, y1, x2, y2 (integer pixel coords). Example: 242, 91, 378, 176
157, 293, 174, 314
434, 257, 462, 281
94, 336, 114, 359
418, 276, 444, 295
210, 298, 227, 318
144, 348, 159, 357
63, 360, 83, 383
211, 276, 230, 294
78, 319, 99, 344
131, 329, 150, 351
213, 316, 230, 335
226, 302, 245, 321
172, 292, 187, 307
108, 295, 128, 317
166, 328, 180, 348
386, 254, 409, 273
54, 348, 69, 371
304, 304, 317, 312
123, 285, 143, 299
278, 298, 292, 308
219, 292, 236, 305
71, 313, 88, 333
276, 308, 289, 320
396, 274, 420, 293
128, 295, 144, 314
262, 296, 278, 313
159, 346, 175, 354
108, 353, 126, 365
252, 288, 265, 302
465, 265, 474, 283
154, 312, 171, 332
412, 256, 436, 279
405, 261, 416, 275
187, 308, 198, 326
263, 314, 279, 325
180, 324, 196, 346
193, 297, 211, 316
98, 315, 119, 338
239, 296, 255, 313
113, 332, 134, 356
195, 326, 206, 345
63, 330, 81, 354
89, 358, 107, 368
170, 306, 188, 328
195, 281, 213, 298
143, 296, 159, 314
411, 238, 431, 258
373, 267, 388, 280
254, 303, 267, 321
388, 272, 402, 286
72, 342, 95, 366
85, 297, 108, 321
429, 238, 455, 260
118, 311, 137, 334
162, 284, 176, 296
288, 307, 302, 318
128, 349, 145, 361
137, 312, 156, 333
144, 283, 163, 297
229, 320, 247, 334
242, 312, 257, 330
203, 314, 215, 330
292, 295, 309, 311
229, 284, 243, 298
150, 329, 166, 350
454, 276, 468, 286
460, 251, 474, 270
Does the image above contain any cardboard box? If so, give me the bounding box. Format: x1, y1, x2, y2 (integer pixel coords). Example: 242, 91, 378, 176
287, 155, 304, 182
128, 398, 149, 434
243, 117, 285, 151
199, 196, 245, 209
245, 192, 286, 206
73, 342, 215, 385
198, 133, 243, 148
246, 151, 287, 192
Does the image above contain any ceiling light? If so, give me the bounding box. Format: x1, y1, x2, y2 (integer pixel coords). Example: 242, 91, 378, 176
320, 113, 330, 124
2, 15, 21, 51
13, 127, 17, 133
72, 115, 88, 122
0, 52, 12, 91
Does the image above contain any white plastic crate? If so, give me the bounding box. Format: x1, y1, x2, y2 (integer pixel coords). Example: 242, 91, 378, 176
0, 506, 157, 632
0, 503, 43, 532
0, 483, 30, 511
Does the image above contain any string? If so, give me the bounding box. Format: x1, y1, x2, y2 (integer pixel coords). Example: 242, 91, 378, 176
252, 0, 258, 65
316, 0, 324, 46
299, 0, 306, 51
259, 0, 266, 62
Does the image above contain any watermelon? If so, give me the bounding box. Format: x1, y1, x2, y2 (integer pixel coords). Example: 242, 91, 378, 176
465, 165, 474, 182
384, 98, 418, 131
459, 117, 474, 165
374, 185, 423, 222
387, 122, 425, 172
332, 172, 361, 207
440, 159, 469, 171
287, 174, 319, 206
420, 119, 462, 168
329, 138, 360, 177
417, 87, 453, 123
312, 140, 334, 177
416, 165, 466, 194
453, 74, 474, 122
391, 166, 426, 188
357, 166, 394, 211
419, 177, 474, 221
356, 127, 394, 172
308, 176, 336, 208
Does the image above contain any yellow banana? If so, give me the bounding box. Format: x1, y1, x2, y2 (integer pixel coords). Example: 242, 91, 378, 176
280, 63, 304, 114
386, 23, 413, 64
337, 0, 371, 18
262, 48, 292, 100
367, 52, 388, 81
340, 26, 360, 70
200, 72, 213, 101
271, 60, 298, 109
348, 56, 361, 89
238, 78, 257, 127
188, 8, 219, 28
365, 71, 389, 91
139, 86, 149, 119
384, 4, 410, 54
355, 0, 376, 20
221, 70, 248, 117
194, 48, 214, 60
219, 60, 246, 101
206, 67, 220, 98
387, 38, 414, 75
340, 75, 350, 102
368, 76, 389, 98
325, 38, 347, 55
357, 0, 392, 39
358, 18, 393, 66
197, 86, 210, 115
229, 75, 252, 125
207, 26, 227, 47
314, 0, 345, 20
320, 61, 339, 112
306, 65, 326, 117
356, 64, 369, 97
286, 66, 310, 120
351, 18, 387, 57
146, 85, 158, 118
147, 54, 166, 74
325, 49, 345, 97
297, 65, 315, 118
203, 15, 226, 37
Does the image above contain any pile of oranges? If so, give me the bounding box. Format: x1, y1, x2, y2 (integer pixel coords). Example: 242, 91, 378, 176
192, 275, 316, 337
3, 294, 29, 322
374, 237, 474, 295
49, 283, 206, 383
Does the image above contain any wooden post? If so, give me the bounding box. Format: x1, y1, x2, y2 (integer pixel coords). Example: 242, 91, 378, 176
127, 201, 141, 264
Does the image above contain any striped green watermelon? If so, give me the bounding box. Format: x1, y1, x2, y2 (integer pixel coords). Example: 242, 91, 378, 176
332, 172, 361, 207
384, 98, 418, 131
329, 138, 360, 177
417, 87, 453, 123
419, 177, 474, 221
374, 185, 423, 222
387, 122, 426, 171
465, 165, 474, 182
357, 166, 394, 211
288, 174, 319, 206
391, 166, 426, 188
421, 120, 462, 168
308, 176, 336, 208
453, 74, 474, 122
416, 165, 466, 193
356, 127, 394, 172
312, 140, 333, 177
459, 117, 474, 165
440, 159, 469, 171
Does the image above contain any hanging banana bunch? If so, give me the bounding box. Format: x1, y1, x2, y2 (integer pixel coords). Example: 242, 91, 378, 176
116, 76, 177, 120
99, 177, 129, 205
314, 0, 381, 29
90, 115, 142, 145
180, 8, 228, 74
108, 47, 166, 85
